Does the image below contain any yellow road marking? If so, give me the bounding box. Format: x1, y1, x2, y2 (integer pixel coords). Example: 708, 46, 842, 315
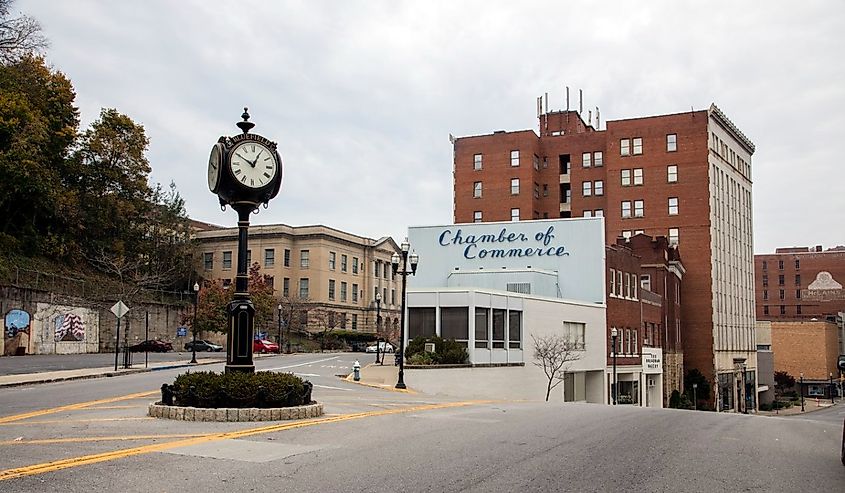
0, 391, 157, 424
0, 417, 153, 427
0, 434, 209, 446
0, 400, 491, 481
82, 405, 142, 410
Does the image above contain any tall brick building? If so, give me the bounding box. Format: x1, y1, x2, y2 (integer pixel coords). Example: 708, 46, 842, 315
452, 103, 756, 411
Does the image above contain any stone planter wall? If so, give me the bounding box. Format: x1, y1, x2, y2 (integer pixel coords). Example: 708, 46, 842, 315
148, 401, 323, 422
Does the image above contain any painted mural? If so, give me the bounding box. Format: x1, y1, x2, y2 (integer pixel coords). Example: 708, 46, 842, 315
32, 303, 99, 354
4, 309, 31, 356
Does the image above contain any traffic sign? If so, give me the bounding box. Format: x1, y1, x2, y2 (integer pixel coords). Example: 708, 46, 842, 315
110, 300, 129, 319
177, 326, 188, 337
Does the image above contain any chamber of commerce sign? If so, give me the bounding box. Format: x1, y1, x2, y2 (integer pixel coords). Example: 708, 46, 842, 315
437, 225, 570, 260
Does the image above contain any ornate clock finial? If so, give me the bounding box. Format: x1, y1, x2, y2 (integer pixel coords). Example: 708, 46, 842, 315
236, 107, 255, 134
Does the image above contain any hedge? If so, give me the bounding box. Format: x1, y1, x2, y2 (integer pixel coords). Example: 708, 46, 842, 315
404, 336, 468, 365
170, 371, 312, 408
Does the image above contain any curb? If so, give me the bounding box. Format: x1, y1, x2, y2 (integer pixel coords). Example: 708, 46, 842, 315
341, 365, 416, 394
0, 359, 221, 389
148, 401, 324, 421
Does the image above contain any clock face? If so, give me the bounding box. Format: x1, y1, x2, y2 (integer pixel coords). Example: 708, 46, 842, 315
229, 141, 277, 189
207, 144, 222, 192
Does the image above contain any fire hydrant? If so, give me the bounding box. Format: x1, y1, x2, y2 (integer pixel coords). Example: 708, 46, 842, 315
353, 360, 361, 381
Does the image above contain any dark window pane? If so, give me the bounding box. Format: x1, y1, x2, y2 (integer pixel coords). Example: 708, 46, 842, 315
492, 309, 505, 348
408, 308, 436, 339
475, 308, 488, 348
508, 311, 521, 349
441, 307, 468, 341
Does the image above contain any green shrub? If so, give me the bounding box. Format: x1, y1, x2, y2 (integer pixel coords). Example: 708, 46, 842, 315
669, 390, 681, 408
171, 371, 311, 408
404, 335, 468, 365
409, 351, 435, 365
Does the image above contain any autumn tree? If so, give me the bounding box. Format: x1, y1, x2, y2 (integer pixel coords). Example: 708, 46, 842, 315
185, 280, 230, 336
532, 334, 583, 402
248, 262, 276, 337
0, 0, 48, 64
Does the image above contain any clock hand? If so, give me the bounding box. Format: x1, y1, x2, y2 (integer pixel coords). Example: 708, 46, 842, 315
235, 152, 249, 162
252, 150, 263, 167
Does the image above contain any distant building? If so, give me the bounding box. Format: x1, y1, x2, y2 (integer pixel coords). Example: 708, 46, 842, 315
451, 102, 755, 411
767, 320, 841, 400
195, 224, 401, 337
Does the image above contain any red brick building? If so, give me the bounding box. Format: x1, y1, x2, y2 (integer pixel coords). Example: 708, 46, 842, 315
453, 103, 755, 411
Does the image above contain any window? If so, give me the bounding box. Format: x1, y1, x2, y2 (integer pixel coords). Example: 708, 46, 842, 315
328, 280, 335, 300
511, 178, 520, 195
583, 210, 593, 218
341, 254, 348, 272
264, 248, 275, 268
299, 250, 309, 268
634, 200, 644, 217
475, 308, 489, 348
778, 260, 784, 270
634, 230, 644, 235
223, 251, 232, 269
796, 305, 802, 315
473, 181, 482, 198
492, 309, 506, 348
340, 282, 347, 302
633, 138, 643, 155
222, 278, 232, 288
640, 274, 651, 291
533, 154, 540, 170
668, 197, 679, 215
563, 321, 585, 349
282, 277, 290, 297
616, 269, 623, 294
633, 168, 643, 185
621, 201, 632, 218
795, 259, 800, 269
609, 269, 616, 296
594, 152, 603, 167
542, 184, 549, 197
203, 252, 213, 270
510, 208, 520, 222
622, 230, 632, 240
351, 314, 358, 330
582, 152, 591, 167
779, 289, 784, 300
284, 249, 291, 267
352, 257, 359, 274
391, 288, 395, 305
795, 274, 801, 286
473, 211, 482, 223
762, 260, 767, 270
508, 311, 522, 348
299, 278, 309, 298
763, 290, 768, 300
409, 308, 436, 339
300, 310, 308, 326
669, 228, 679, 245
594, 180, 604, 196
632, 330, 638, 354
667, 134, 677, 152
762, 275, 768, 287
626, 329, 632, 354
620, 138, 630, 156
510, 150, 519, 166
473, 153, 482, 170
441, 307, 469, 346
668, 165, 678, 183
778, 275, 784, 286
582, 181, 592, 196
351, 284, 358, 303
763, 305, 769, 315
621, 169, 631, 186
779, 305, 785, 315
374, 261, 381, 278
533, 183, 540, 199
796, 289, 802, 299
329, 252, 336, 270
595, 209, 604, 217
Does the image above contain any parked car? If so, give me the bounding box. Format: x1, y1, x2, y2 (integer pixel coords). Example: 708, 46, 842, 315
365, 342, 394, 353
253, 339, 280, 353
184, 340, 223, 352
129, 340, 173, 352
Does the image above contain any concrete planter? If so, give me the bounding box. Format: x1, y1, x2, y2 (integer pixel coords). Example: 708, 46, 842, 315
148, 401, 323, 422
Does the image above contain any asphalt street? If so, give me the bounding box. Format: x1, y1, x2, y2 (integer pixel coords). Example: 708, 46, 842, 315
0, 353, 842, 492
0, 351, 227, 375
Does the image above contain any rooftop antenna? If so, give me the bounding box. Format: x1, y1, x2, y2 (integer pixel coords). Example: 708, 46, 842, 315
544, 92, 548, 114
566, 86, 570, 111
588, 110, 592, 126
596, 107, 601, 130
579, 89, 583, 115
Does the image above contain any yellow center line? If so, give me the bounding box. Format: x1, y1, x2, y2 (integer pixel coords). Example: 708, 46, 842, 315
81, 405, 143, 410
0, 417, 153, 427
0, 391, 158, 424
0, 400, 492, 481
0, 434, 210, 446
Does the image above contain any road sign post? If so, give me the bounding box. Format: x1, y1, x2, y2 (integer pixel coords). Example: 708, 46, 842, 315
110, 301, 129, 371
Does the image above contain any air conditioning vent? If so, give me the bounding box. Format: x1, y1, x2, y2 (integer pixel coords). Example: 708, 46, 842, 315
507, 282, 531, 294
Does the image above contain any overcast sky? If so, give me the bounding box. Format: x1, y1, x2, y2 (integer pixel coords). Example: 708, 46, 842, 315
24, 1, 845, 254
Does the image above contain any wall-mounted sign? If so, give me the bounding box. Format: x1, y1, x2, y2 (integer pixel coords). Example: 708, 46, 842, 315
642, 348, 663, 374
176, 327, 188, 337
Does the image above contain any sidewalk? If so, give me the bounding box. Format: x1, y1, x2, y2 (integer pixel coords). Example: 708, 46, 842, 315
0, 357, 220, 388
345, 362, 411, 392
757, 398, 837, 417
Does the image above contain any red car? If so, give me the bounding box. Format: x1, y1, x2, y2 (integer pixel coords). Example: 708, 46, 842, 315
253, 339, 279, 353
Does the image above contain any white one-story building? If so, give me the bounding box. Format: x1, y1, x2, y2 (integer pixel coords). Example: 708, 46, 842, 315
403, 218, 614, 403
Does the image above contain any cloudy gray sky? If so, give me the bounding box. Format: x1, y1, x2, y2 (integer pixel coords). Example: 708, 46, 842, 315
24, 1, 845, 254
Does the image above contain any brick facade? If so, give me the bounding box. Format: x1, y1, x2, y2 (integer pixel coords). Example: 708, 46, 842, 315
770, 320, 839, 381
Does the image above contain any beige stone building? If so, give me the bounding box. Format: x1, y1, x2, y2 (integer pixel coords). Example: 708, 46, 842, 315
194, 224, 402, 338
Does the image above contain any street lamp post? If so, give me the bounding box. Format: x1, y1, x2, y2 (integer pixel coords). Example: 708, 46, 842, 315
693, 383, 698, 411
277, 303, 283, 354
391, 239, 418, 390
190, 282, 199, 364
611, 327, 618, 405
830, 372, 835, 404
374, 292, 382, 365
800, 372, 805, 412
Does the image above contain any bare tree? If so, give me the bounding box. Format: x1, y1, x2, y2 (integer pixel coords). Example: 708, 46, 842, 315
532, 334, 583, 402
0, 0, 48, 63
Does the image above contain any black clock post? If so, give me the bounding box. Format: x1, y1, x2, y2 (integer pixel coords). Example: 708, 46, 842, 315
207, 109, 283, 373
